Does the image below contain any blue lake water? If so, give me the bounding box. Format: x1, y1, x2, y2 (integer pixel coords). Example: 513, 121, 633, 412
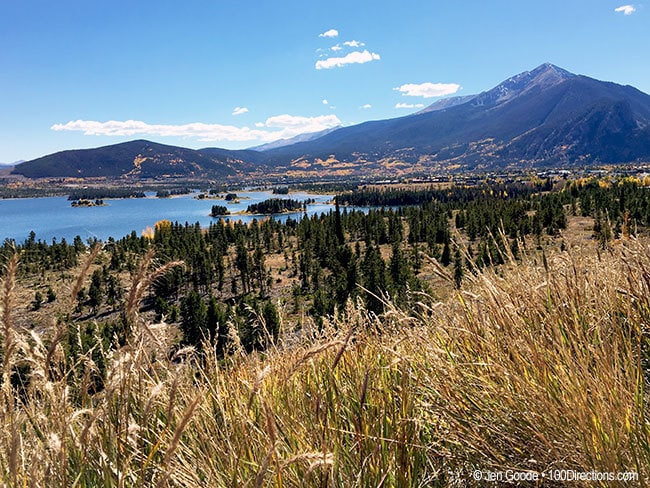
0, 191, 334, 244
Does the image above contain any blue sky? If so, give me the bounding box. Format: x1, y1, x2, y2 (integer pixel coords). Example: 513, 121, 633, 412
0, 0, 648, 163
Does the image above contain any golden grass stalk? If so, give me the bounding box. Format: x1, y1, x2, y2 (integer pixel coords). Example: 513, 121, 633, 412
71, 242, 102, 301
1, 239, 649, 486
124, 247, 183, 338
1, 253, 18, 386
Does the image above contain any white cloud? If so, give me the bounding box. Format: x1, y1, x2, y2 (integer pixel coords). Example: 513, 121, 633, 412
395, 103, 425, 109
263, 114, 340, 134
394, 82, 461, 98
51, 120, 267, 142
315, 50, 381, 69
319, 29, 339, 38
614, 4, 636, 15
322, 99, 329, 105
331, 44, 342, 51
361, 104, 372, 109
343, 40, 365, 47
232, 107, 249, 116
52, 114, 342, 143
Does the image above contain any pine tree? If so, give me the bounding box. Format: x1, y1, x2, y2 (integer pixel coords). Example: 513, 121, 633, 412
46, 286, 56, 303
180, 290, 208, 346
88, 269, 103, 314
207, 296, 229, 356
411, 242, 421, 273
453, 247, 464, 289
262, 301, 281, 345
389, 242, 412, 303
105, 274, 122, 311
441, 239, 451, 266
235, 238, 251, 294
510, 233, 520, 260
334, 198, 344, 245
594, 210, 613, 249
32, 291, 43, 311
362, 245, 386, 314
252, 246, 267, 295
388, 212, 403, 243
75, 288, 87, 314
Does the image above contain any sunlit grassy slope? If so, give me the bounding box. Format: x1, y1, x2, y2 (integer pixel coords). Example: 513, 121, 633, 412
1, 239, 649, 486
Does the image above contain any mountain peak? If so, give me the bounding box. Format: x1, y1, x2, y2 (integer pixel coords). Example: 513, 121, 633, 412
528, 62, 575, 83
417, 64, 574, 116
534, 62, 573, 74
470, 63, 575, 108
499, 63, 575, 92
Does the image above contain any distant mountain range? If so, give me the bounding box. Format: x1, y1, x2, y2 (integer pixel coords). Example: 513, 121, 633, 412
12, 63, 650, 179
0, 159, 24, 167
247, 126, 342, 151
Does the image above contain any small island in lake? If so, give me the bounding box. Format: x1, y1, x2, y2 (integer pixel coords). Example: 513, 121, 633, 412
70, 199, 107, 207
197, 191, 247, 202
67, 189, 146, 200
194, 192, 220, 200
156, 188, 191, 198
210, 205, 230, 217
246, 198, 311, 214
224, 192, 242, 203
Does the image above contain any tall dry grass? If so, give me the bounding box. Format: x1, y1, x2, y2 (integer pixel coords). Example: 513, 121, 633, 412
0, 239, 648, 486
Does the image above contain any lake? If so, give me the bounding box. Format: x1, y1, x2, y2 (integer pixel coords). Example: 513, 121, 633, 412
0, 190, 334, 244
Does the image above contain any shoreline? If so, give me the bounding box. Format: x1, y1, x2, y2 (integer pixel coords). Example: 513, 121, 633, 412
0, 190, 335, 243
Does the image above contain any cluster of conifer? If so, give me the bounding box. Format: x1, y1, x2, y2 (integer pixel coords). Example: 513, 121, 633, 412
246, 198, 307, 214
0, 232, 88, 275
568, 178, 650, 244
7, 179, 648, 357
